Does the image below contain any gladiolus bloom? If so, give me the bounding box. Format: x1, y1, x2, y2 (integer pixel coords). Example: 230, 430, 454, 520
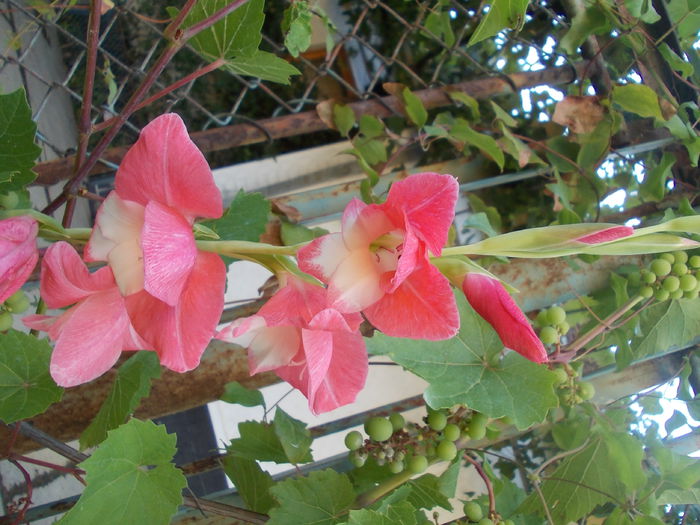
462, 272, 547, 363
298, 172, 460, 340
217, 276, 367, 415
85, 113, 226, 372
24, 242, 149, 387
0, 216, 38, 303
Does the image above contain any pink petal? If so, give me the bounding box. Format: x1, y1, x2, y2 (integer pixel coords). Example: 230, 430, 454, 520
576, 225, 634, 244
384, 222, 421, 293
126, 251, 225, 372
326, 249, 384, 313
382, 173, 458, 256
48, 289, 134, 387
85, 192, 145, 296
462, 273, 547, 363
39, 242, 115, 308
247, 325, 301, 374
115, 114, 222, 220
364, 261, 459, 340
256, 276, 330, 327
142, 201, 197, 306
297, 233, 348, 284
0, 216, 38, 303
341, 199, 394, 250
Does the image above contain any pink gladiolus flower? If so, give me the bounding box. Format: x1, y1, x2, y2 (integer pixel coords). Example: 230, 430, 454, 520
298, 172, 460, 340
574, 225, 634, 244
217, 276, 368, 415
462, 272, 547, 363
85, 113, 226, 372
0, 216, 38, 303
24, 242, 149, 387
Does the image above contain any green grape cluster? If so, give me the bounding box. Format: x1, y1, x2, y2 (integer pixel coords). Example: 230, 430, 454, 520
344, 413, 413, 470
535, 306, 569, 345
637, 252, 700, 301
461, 501, 514, 525
0, 290, 31, 332
551, 364, 595, 407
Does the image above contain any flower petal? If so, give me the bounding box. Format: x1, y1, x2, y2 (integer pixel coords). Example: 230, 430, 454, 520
382, 173, 458, 256
39, 242, 115, 308
48, 289, 134, 387
0, 216, 38, 303
297, 233, 348, 284
327, 249, 384, 313
115, 113, 222, 220
341, 199, 394, 250
142, 201, 197, 306
576, 225, 634, 244
364, 261, 459, 340
126, 251, 226, 372
462, 273, 547, 363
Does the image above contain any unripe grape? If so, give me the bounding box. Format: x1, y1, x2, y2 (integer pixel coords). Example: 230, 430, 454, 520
6, 294, 29, 314
375, 450, 386, 460
384, 447, 395, 459
659, 253, 675, 263
578, 381, 595, 400
689, 255, 700, 269
477, 519, 493, 525
650, 259, 672, 277
389, 412, 405, 431
388, 459, 404, 473
557, 321, 570, 335
468, 422, 486, 440
684, 289, 699, 300
670, 289, 684, 300
436, 439, 457, 461
500, 415, 514, 425
672, 262, 688, 276
503, 520, 515, 525
394, 451, 405, 462
0, 191, 20, 209
427, 410, 448, 431
639, 286, 654, 298
679, 274, 697, 292
463, 501, 483, 522
407, 454, 428, 473
552, 367, 569, 385
365, 417, 393, 442
471, 412, 488, 427
0, 312, 12, 331
654, 288, 670, 302
425, 444, 436, 457
535, 310, 549, 328
673, 251, 688, 264
375, 456, 386, 466
443, 423, 461, 442
641, 270, 656, 284
540, 326, 559, 345
344, 430, 363, 451
349, 450, 367, 467
663, 276, 680, 292
546, 306, 566, 325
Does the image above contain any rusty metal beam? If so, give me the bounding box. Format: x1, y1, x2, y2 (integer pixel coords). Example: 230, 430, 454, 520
33, 63, 585, 186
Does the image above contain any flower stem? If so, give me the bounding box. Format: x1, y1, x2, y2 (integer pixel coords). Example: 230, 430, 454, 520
354, 469, 415, 508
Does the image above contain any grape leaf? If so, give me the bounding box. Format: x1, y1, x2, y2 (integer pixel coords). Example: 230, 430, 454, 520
221, 381, 265, 408
0, 330, 62, 423
560, 4, 611, 54
79, 352, 160, 449
282, 1, 313, 57
273, 408, 313, 464
0, 88, 42, 193
228, 421, 289, 463
666, 0, 700, 40
449, 119, 505, 169
59, 420, 186, 525
632, 298, 700, 358
403, 87, 427, 128
222, 456, 275, 513
348, 502, 420, 525
519, 436, 630, 523
468, 0, 529, 47
641, 151, 675, 201
403, 474, 453, 510
612, 84, 665, 120
202, 190, 270, 242
225, 51, 301, 85
657, 488, 700, 504
333, 104, 356, 137
366, 292, 559, 429
268, 469, 355, 525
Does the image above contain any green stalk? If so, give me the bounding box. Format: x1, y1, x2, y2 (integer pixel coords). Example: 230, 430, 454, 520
196, 239, 302, 257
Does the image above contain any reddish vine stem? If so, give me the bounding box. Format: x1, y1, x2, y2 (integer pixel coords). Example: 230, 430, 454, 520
43, 0, 250, 217
8, 453, 86, 484
3, 422, 21, 457
8, 458, 32, 525
463, 453, 496, 519
92, 57, 226, 133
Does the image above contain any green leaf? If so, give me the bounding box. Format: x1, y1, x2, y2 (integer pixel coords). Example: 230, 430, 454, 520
58, 420, 186, 525
448, 92, 480, 119
0, 88, 41, 193
80, 352, 161, 449
666, 0, 700, 41
551, 416, 590, 450
221, 381, 265, 408
468, 0, 529, 47
631, 298, 700, 358
282, 1, 313, 57
462, 212, 499, 237
0, 330, 62, 424
641, 152, 675, 201
560, 4, 611, 54
657, 487, 700, 504
354, 137, 387, 165
273, 408, 313, 464
268, 469, 356, 525
519, 437, 628, 523
658, 43, 694, 78
612, 84, 665, 120
424, 8, 455, 47
333, 104, 356, 137
222, 456, 275, 513
450, 119, 505, 169
403, 87, 428, 128
490, 101, 517, 127
348, 502, 420, 525
602, 432, 646, 491
359, 114, 384, 139
625, 0, 661, 23
228, 421, 289, 463
225, 51, 301, 85
280, 221, 329, 245
183, 0, 264, 60
467, 193, 502, 233
366, 292, 558, 429
403, 474, 453, 510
